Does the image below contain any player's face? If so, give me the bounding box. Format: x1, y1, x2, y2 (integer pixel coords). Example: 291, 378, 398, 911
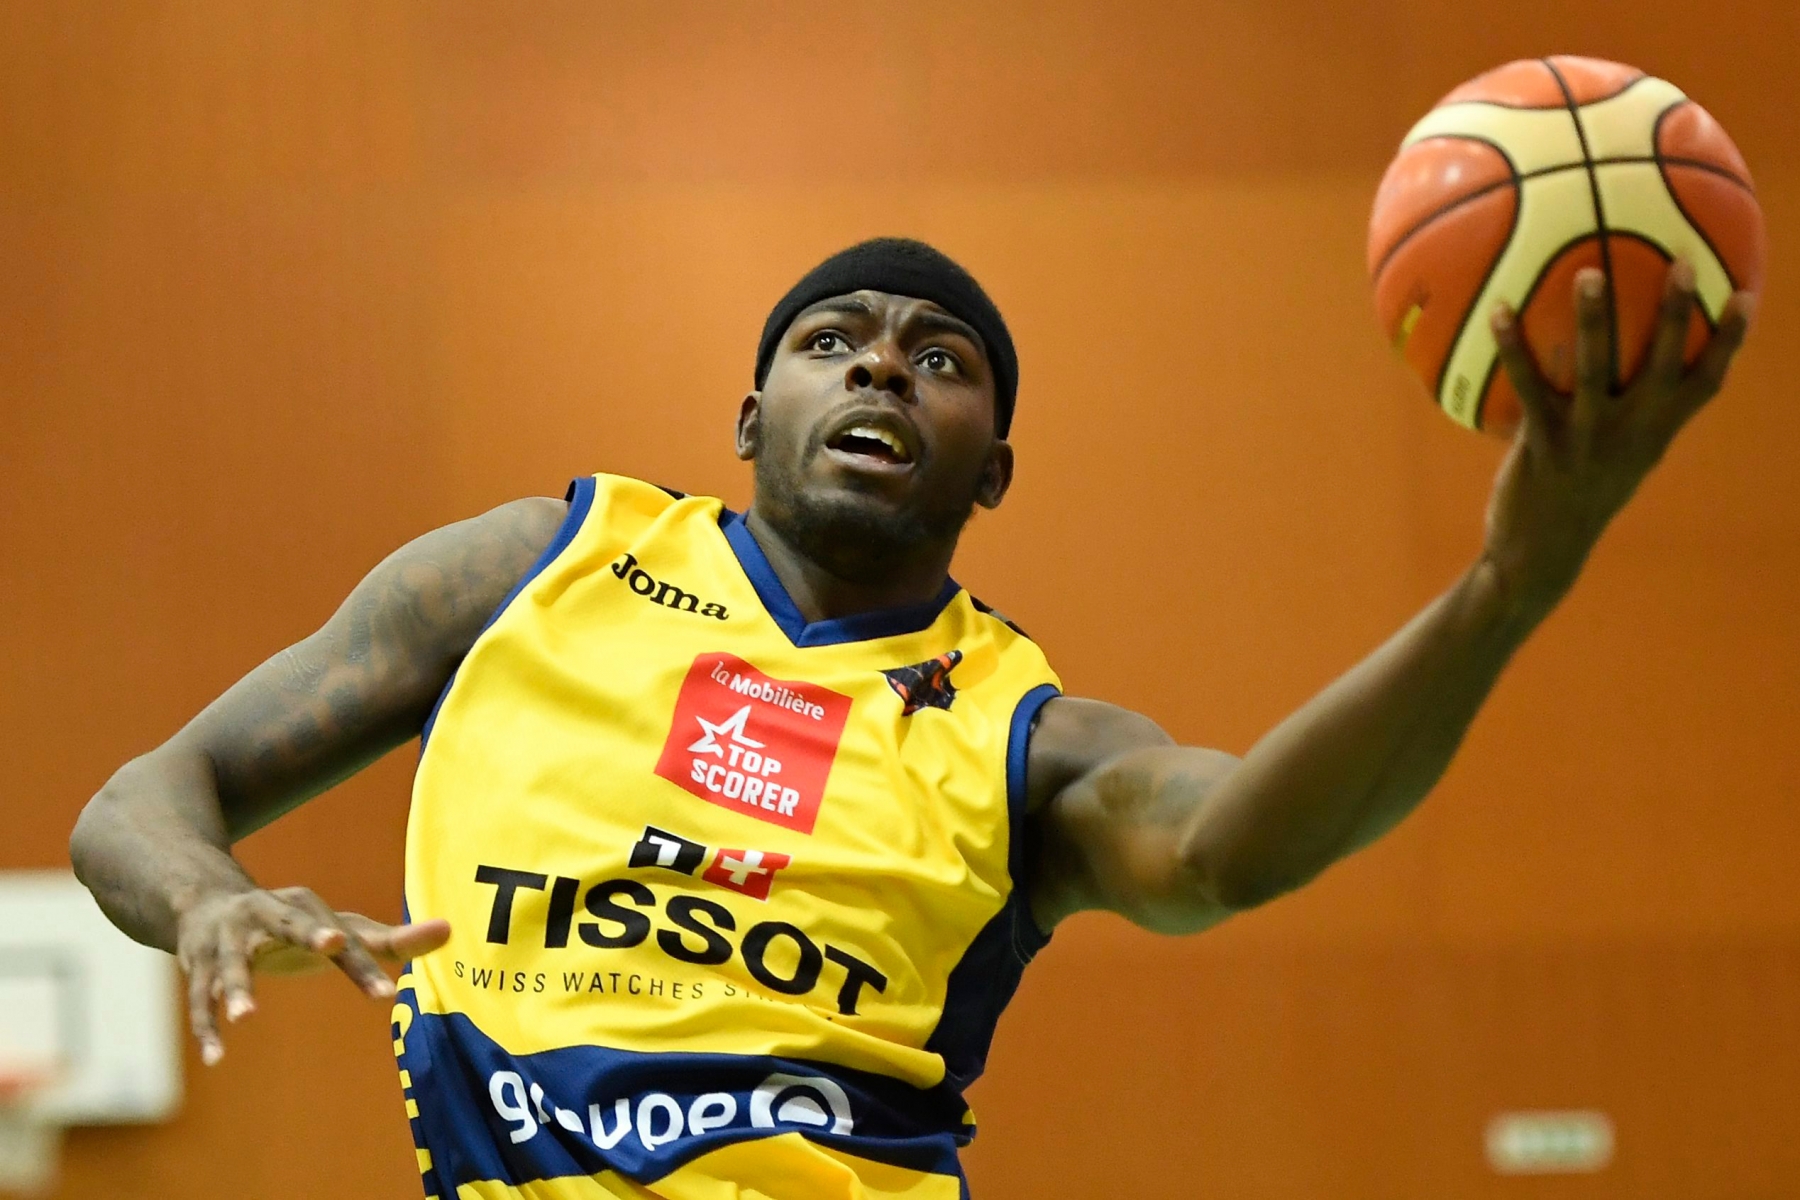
739, 290, 1012, 580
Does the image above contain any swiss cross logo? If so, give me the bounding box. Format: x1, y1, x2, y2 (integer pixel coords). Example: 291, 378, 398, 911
703, 848, 792, 901
654, 653, 852, 834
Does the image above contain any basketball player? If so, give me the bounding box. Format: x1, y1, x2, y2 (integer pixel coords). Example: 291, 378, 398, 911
71, 239, 1752, 1197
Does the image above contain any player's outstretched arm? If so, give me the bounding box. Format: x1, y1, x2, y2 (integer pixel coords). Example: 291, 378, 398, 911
1029, 262, 1753, 935
69, 496, 566, 1063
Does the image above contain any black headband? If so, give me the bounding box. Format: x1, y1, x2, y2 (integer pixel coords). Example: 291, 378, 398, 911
754, 237, 1019, 438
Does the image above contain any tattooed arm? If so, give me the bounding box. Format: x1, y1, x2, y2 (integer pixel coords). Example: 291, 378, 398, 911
69, 497, 566, 1063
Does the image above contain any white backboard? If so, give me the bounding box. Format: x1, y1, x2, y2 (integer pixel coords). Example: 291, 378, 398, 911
0, 871, 181, 1125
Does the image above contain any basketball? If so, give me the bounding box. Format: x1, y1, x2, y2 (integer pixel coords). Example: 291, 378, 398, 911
1368, 56, 1766, 435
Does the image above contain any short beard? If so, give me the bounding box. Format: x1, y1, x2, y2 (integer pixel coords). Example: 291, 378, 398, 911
752, 454, 979, 587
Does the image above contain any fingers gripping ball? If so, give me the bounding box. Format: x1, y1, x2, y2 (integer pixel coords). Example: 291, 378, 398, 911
1368, 56, 1766, 434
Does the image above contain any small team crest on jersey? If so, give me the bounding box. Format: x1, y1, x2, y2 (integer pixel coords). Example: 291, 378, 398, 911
654, 653, 852, 835
883, 650, 963, 715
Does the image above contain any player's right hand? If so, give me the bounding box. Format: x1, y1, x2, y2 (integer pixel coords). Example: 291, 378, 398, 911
1484, 260, 1753, 618
174, 885, 451, 1066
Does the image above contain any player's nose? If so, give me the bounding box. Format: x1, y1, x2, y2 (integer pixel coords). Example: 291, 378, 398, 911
845, 341, 913, 402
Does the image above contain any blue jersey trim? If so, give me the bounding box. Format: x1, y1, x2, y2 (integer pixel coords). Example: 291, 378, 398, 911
392, 979, 446, 1200
419, 477, 598, 752
1007, 685, 1060, 832
718, 510, 962, 648
397, 1005, 968, 1193
1007, 683, 1059, 958
922, 682, 1059, 1091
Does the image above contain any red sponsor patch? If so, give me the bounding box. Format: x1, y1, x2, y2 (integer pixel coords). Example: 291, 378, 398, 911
702, 848, 792, 901
654, 653, 852, 834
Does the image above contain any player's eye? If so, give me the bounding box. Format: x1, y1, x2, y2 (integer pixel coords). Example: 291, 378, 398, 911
918, 348, 960, 375
807, 330, 850, 354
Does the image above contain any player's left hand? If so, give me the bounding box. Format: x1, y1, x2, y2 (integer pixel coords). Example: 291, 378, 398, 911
1482, 259, 1755, 616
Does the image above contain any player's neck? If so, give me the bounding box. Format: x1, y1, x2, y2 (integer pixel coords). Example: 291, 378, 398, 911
742, 507, 955, 624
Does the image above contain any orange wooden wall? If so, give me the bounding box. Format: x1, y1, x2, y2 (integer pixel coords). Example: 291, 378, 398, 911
4, 3, 1797, 1197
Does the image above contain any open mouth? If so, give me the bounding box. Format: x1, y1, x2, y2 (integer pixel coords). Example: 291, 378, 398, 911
826, 423, 914, 467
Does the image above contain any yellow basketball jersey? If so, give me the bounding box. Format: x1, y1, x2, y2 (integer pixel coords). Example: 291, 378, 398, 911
394, 474, 1061, 1199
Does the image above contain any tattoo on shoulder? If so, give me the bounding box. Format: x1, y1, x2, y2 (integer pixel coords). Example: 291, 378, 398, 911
207, 498, 567, 819
276, 646, 327, 692
354, 497, 565, 663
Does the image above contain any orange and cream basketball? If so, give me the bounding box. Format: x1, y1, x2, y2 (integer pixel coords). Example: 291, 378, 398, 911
1368, 56, 1766, 434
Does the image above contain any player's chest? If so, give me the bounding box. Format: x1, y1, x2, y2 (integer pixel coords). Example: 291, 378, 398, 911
444, 589, 1010, 886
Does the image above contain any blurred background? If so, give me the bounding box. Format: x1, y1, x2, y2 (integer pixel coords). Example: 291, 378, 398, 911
4, 1, 1798, 1196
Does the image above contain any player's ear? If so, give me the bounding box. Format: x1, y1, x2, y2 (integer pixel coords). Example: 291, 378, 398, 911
976, 440, 1013, 509
735, 393, 762, 461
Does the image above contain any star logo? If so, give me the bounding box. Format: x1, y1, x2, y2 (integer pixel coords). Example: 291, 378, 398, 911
883, 650, 963, 715
687, 705, 764, 756
655, 653, 853, 834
